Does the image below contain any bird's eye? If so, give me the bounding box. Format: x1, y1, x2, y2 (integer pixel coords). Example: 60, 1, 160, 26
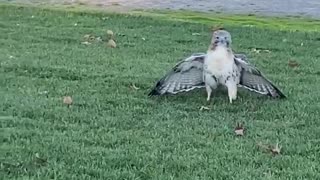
224, 37, 227, 40
216, 36, 220, 39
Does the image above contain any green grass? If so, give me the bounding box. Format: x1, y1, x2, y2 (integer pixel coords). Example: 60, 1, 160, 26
1, 4, 320, 179
133, 10, 320, 32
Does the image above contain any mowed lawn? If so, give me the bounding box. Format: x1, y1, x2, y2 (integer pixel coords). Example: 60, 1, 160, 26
1, 4, 320, 179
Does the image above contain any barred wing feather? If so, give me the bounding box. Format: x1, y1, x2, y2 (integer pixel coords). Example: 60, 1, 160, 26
148, 53, 206, 96
148, 53, 249, 96
235, 57, 286, 98
148, 53, 285, 98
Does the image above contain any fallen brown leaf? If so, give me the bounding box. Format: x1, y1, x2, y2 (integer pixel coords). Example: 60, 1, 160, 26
83, 34, 96, 42
288, 60, 299, 68
34, 153, 47, 166
199, 106, 210, 111
107, 39, 116, 48
270, 143, 281, 155
81, 41, 91, 45
257, 142, 282, 155
130, 83, 140, 90
252, 48, 271, 54
252, 48, 261, 53
234, 123, 244, 136
63, 96, 73, 106
107, 30, 114, 37
89, 36, 95, 41
83, 34, 91, 39
95, 37, 102, 42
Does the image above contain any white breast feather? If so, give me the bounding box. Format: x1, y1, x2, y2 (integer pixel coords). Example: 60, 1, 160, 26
205, 46, 234, 77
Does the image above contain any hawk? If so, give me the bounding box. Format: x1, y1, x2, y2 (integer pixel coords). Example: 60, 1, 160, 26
148, 29, 286, 102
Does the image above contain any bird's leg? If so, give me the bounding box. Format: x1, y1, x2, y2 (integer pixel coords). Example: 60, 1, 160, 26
206, 85, 212, 101
226, 81, 237, 103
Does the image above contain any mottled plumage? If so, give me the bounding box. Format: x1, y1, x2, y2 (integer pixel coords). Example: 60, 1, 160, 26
148, 53, 206, 96
148, 30, 286, 101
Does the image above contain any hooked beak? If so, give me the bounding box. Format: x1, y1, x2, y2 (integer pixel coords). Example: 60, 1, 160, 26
214, 39, 228, 46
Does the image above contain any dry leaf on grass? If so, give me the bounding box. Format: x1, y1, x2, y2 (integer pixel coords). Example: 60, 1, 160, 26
83, 34, 91, 39
34, 153, 47, 166
107, 30, 114, 37
252, 48, 271, 53
83, 34, 103, 44
96, 37, 102, 42
270, 143, 282, 155
252, 48, 261, 53
63, 96, 73, 106
81, 41, 91, 45
257, 142, 282, 155
83, 34, 96, 42
199, 106, 210, 111
107, 39, 117, 48
288, 60, 299, 68
234, 123, 244, 136
130, 83, 140, 90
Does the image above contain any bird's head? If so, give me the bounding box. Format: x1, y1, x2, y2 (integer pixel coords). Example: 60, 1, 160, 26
210, 29, 232, 49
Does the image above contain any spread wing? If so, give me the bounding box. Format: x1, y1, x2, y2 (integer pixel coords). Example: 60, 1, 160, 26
148, 53, 249, 96
148, 53, 206, 96
235, 57, 286, 98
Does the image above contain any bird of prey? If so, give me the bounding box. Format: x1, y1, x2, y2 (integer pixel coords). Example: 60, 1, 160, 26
148, 29, 286, 103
